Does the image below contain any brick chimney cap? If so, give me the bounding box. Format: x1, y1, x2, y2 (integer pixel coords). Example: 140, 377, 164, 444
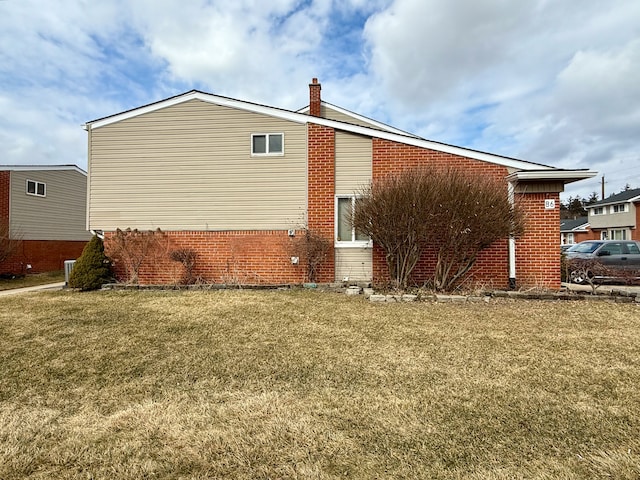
311, 77, 319, 85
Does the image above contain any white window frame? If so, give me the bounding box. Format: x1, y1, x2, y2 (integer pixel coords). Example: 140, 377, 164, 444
609, 229, 628, 240
600, 231, 608, 240
26, 179, 46, 197
334, 195, 372, 248
592, 206, 605, 215
610, 203, 628, 214
251, 133, 284, 156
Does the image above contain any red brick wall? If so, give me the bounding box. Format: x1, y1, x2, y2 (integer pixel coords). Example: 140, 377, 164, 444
369, 139, 567, 289
104, 230, 307, 285
307, 123, 335, 282
371, 139, 514, 289
0, 171, 9, 224
0, 240, 87, 275
515, 192, 561, 289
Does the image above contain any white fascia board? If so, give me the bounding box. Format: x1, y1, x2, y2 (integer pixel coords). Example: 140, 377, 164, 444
506, 170, 598, 183
0, 164, 87, 176
86, 90, 560, 171
86, 91, 308, 130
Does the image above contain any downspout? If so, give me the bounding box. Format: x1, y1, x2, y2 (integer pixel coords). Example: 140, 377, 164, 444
508, 181, 517, 290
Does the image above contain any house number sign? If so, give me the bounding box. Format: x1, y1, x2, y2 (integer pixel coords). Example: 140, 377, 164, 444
544, 199, 556, 210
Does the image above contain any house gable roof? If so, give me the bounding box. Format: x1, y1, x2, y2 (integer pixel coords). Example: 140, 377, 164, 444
560, 217, 589, 232
589, 188, 640, 207
84, 90, 596, 177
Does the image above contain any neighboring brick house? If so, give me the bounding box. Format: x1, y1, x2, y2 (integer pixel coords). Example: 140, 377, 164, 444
0, 165, 91, 274
84, 79, 596, 289
587, 188, 640, 241
560, 217, 592, 246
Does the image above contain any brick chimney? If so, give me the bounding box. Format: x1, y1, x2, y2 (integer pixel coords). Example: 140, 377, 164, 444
309, 78, 321, 117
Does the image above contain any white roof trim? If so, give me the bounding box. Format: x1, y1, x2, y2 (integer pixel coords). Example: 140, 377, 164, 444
506, 170, 597, 184
0, 164, 86, 175
85, 90, 569, 172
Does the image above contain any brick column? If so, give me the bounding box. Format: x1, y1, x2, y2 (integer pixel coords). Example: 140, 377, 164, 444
0, 171, 9, 224
515, 192, 561, 289
307, 123, 335, 282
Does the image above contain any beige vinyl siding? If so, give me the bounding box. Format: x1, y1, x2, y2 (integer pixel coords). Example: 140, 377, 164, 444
321, 105, 383, 130
335, 248, 372, 281
335, 131, 372, 195
9, 170, 90, 241
89, 99, 307, 231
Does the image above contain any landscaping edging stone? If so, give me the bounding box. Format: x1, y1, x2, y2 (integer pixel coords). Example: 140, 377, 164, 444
100, 283, 639, 303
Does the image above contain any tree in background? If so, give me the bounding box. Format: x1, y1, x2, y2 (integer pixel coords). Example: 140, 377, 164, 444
68, 235, 112, 291
353, 167, 524, 291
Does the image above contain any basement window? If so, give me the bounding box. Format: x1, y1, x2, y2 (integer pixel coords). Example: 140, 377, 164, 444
26, 179, 46, 197
251, 133, 284, 155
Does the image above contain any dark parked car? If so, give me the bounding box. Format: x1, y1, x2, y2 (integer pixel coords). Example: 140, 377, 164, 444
565, 240, 640, 284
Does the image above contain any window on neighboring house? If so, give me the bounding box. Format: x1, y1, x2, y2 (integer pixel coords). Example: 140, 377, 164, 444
592, 206, 605, 215
611, 203, 628, 213
600, 231, 608, 240
26, 179, 46, 197
251, 133, 283, 155
335, 196, 370, 246
609, 229, 628, 240
565, 233, 574, 244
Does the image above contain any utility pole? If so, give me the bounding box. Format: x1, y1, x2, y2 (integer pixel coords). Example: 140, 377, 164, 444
601, 175, 605, 200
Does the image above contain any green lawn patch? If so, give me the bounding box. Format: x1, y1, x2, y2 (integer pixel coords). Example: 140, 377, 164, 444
0, 290, 638, 479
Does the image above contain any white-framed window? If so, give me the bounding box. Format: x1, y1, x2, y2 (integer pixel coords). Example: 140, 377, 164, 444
609, 229, 628, 240
592, 206, 605, 215
335, 195, 371, 247
600, 231, 608, 240
610, 203, 628, 214
564, 233, 575, 244
251, 133, 284, 155
26, 179, 46, 197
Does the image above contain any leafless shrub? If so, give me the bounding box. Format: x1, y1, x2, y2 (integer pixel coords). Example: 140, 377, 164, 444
290, 229, 332, 283
353, 167, 525, 291
108, 228, 169, 284
169, 248, 197, 285
568, 258, 640, 293
0, 220, 21, 266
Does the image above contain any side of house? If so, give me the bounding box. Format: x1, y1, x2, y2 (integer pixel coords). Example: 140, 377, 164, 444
560, 217, 594, 246
85, 80, 596, 289
0, 166, 90, 274
587, 188, 640, 241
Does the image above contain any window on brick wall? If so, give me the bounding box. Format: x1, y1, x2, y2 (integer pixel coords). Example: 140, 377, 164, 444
335, 196, 371, 247
26, 179, 46, 197
251, 133, 283, 155
609, 229, 628, 240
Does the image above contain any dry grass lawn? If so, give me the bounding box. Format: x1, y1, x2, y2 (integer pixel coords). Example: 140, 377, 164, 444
0, 271, 64, 291
0, 289, 639, 479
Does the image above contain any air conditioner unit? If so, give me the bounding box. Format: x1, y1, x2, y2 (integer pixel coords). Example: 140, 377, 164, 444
64, 260, 76, 286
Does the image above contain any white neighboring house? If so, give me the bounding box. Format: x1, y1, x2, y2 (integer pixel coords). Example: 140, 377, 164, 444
587, 188, 640, 241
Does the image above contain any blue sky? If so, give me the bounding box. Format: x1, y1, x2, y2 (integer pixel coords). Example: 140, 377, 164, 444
1, 0, 639, 202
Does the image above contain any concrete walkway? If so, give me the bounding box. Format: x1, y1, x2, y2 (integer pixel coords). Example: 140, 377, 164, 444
0, 282, 65, 297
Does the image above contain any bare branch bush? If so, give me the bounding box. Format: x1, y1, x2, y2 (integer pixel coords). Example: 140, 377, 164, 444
108, 228, 169, 284
568, 258, 640, 293
0, 220, 21, 266
353, 167, 524, 291
290, 229, 332, 283
169, 248, 197, 285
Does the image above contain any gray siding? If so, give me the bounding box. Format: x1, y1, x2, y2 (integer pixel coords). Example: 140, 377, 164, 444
88, 99, 307, 231
335, 131, 372, 195
335, 248, 372, 281
589, 203, 636, 229
9, 170, 90, 241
